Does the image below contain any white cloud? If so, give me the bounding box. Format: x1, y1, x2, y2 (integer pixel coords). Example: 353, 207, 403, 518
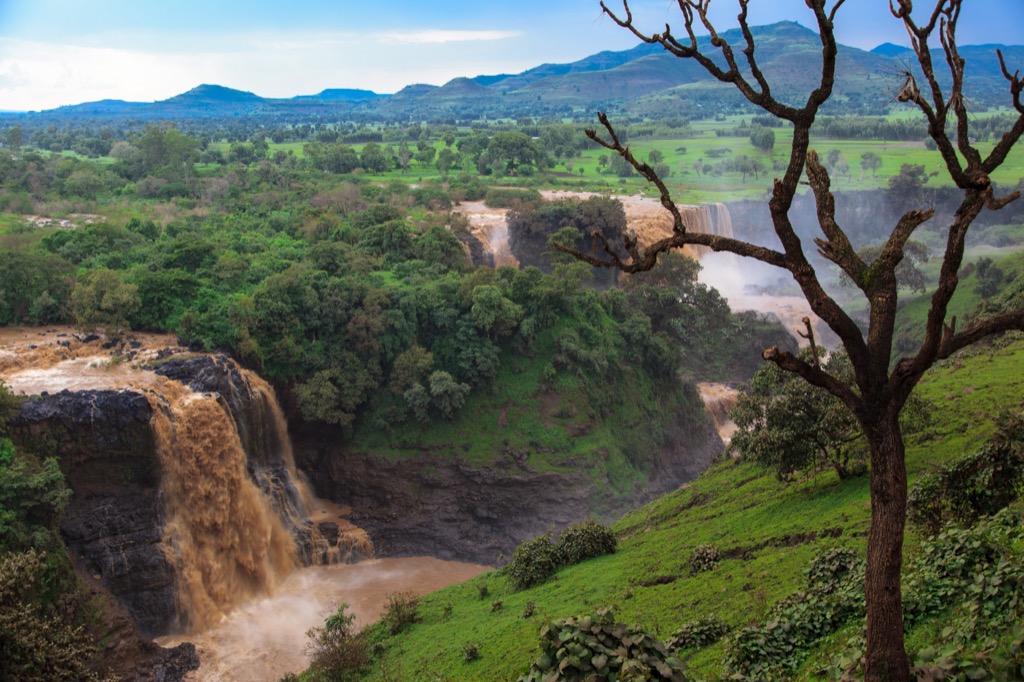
376, 29, 520, 44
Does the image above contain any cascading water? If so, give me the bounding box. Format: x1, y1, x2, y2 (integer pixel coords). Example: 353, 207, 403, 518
147, 357, 374, 631
149, 389, 298, 632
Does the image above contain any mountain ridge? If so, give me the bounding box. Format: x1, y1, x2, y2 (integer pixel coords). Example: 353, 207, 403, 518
22, 22, 1024, 120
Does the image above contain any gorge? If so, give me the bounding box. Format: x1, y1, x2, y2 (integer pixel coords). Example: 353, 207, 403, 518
3, 326, 720, 678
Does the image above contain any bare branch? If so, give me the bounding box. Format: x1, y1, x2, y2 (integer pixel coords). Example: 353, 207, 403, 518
798, 317, 821, 369
762, 346, 860, 410
982, 50, 1024, 172
937, 312, 1024, 359
805, 151, 867, 288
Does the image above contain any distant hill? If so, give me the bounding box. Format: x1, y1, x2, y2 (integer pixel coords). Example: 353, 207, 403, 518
20, 23, 1024, 122
295, 88, 383, 101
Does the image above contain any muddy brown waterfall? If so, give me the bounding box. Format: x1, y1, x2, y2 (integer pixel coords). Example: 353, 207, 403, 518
146, 357, 372, 632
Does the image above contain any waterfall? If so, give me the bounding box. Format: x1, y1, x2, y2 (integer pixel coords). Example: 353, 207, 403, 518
676, 202, 734, 258
146, 358, 372, 633
696, 382, 740, 445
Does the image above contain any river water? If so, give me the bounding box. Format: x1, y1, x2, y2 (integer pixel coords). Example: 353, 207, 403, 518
157, 557, 489, 681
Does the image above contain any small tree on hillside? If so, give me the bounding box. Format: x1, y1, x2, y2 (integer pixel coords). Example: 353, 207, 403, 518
559, 2, 1024, 680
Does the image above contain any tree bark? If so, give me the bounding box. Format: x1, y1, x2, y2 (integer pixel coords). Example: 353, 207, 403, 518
863, 415, 911, 682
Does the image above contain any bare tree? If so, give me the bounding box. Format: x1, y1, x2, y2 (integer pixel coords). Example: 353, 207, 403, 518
559, 1, 1024, 680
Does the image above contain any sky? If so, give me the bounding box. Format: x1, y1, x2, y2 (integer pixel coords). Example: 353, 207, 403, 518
1, 0, 1021, 112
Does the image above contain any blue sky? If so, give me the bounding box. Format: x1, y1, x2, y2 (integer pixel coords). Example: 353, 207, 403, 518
1, 0, 1021, 111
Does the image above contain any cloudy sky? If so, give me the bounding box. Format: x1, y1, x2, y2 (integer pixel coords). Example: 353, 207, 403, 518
1, 0, 1021, 111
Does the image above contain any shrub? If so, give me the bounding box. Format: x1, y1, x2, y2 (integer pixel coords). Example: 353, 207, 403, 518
462, 643, 481, 662
506, 533, 561, 590
555, 520, 617, 566
381, 591, 420, 636
304, 604, 369, 682
725, 547, 865, 679
903, 509, 1024, 632
483, 187, 542, 209
688, 544, 721, 574
908, 412, 1024, 534
0, 550, 100, 682
666, 615, 730, 652
518, 607, 689, 681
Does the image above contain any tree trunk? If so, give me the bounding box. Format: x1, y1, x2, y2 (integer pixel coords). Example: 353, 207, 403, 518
863, 416, 912, 682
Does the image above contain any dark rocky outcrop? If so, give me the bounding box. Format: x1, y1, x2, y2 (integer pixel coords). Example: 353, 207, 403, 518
11, 390, 177, 636
293, 410, 720, 566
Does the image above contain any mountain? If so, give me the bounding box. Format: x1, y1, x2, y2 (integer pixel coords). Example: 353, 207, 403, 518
296, 88, 384, 101
20, 23, 1024, 122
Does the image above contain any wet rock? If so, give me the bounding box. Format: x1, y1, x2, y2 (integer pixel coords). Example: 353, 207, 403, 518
11, 390, 176, 635
129, 642, 200, 682
295, 409, 720, 565
63, 494, 178, 637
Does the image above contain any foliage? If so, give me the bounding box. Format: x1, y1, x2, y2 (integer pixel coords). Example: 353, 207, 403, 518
903, 509, 1024, 634
731, 350, 864, 481
70, 268, 141, 336
506, 533, 561, 591
908, 411, 1024, 534
725, 547, 866, 680
555, 520, 617, 566
0, 550, 101, 682
305, 604, 369, 682
687, 544, 721, 575
749, 125, 775, 152
381, 591, 421, 636
517, 607, 689, 681
0, 436, 71, 551
975, 257, 1006, 299
461, 643, 481, 662
665, 615, 729, 653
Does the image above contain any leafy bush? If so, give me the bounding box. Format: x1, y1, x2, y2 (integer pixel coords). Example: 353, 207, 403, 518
0, 550, 100, 682
462, 643, 481, 662
381, 591, 420, 636
688, 544, 721, 574
725, 547, 865, 679
518, 607, 689, 681
908, 412, 1024, 534
666, 615, 730, 653
483, 187, 542, 209
304, 604, 369, 682
903, 509, 1024, 633
506, 533, 561, 590
555, 520, 617, 566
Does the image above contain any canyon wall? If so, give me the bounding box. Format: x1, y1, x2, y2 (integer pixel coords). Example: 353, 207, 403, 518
292, 401, 721, 566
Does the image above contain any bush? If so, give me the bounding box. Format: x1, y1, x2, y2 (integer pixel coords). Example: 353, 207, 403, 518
518, 607, 689, 681
0, 550, 100, 682
555, 520, 617, 566
506, 533, 561, 590
483, 187, 542, 209
666, 615, 730, 652
381, 591, 420, 636
688, 544, 721, 574
304, 604, 369, 682
725, 547, 865, 679
908, 412, 1024, 534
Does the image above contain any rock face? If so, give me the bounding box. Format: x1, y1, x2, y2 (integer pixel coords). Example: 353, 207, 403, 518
11, 389, 178, 637
293, 409, 720, 566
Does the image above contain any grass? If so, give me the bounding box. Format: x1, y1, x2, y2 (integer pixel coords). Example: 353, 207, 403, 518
344, 335, 1024, 681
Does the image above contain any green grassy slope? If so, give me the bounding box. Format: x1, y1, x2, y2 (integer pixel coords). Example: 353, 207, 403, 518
350, 336, 1024, 681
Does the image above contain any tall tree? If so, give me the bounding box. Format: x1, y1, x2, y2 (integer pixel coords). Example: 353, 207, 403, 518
562, 2, 1024, 679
